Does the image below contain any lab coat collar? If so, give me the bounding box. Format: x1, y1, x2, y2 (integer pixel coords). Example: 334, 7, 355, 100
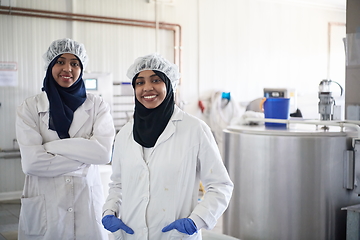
37, 92, 51, 130
151, 105, 184, 148
170, 105, 184, 121
37, 92, 50, 113
69, 96, 92, 137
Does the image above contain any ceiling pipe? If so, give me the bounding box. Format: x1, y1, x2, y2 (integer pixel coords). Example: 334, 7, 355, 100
0, 6, 182, 73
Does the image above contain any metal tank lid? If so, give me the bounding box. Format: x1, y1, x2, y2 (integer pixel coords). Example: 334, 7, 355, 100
225, 123, 357, 137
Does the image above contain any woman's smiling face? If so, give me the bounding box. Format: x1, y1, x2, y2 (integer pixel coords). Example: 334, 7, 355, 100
134, 70, 167, 109
52, 53, 81, 88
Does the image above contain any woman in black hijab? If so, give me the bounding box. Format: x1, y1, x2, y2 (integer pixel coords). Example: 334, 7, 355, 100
102, 53, 234, 240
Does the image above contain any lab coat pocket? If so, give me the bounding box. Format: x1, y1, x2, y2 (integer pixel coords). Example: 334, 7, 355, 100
20, 195, 47, 236
169, 230, 196, 239
112, 229, 125, 240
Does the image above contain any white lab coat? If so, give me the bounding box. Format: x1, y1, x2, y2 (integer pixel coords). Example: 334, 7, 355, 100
103, 105, 234, 240
16, 92, 115, 240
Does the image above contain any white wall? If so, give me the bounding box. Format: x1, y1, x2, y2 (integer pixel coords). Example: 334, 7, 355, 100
190, 0, 346, 121
0, 0, 346, 150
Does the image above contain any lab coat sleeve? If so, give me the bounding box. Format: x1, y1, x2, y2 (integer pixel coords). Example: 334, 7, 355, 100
189, 122, 234, 230
43, 99, 115, 165
16, 100, 84, 177
102, 132, 123, 217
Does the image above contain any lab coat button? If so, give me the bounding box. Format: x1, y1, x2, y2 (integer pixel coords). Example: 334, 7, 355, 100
68, 207, 73, 212
65, 178, 71, 183
143, 196, 148, 201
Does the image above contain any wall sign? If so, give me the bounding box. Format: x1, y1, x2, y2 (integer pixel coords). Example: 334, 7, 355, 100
0, 62, 18, 86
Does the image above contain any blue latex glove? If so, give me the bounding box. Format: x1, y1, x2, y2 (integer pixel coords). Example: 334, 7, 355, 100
102, 215, 134, 234
162, 218, 198, 235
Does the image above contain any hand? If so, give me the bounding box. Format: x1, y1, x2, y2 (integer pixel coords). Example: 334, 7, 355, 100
102, 215, 134, 234
162, 218, 197, 235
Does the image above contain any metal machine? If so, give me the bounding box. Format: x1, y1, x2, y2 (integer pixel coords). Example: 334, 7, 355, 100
222, 122, 360, 240
83, 72, 113, 114
318, 79, 343, 121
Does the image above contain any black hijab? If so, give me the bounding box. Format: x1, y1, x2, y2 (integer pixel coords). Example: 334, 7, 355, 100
132, 70, 174, 148
42, 55, 87, 139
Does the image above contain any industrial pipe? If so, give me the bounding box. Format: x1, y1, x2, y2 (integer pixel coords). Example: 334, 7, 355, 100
0, 6, 182, 72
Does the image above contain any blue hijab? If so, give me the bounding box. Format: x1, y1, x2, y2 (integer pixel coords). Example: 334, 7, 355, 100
42, 55, 87, 139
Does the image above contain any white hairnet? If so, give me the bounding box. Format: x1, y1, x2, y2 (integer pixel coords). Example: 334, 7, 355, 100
43, 38, 89, 71
126, 53, 180, 91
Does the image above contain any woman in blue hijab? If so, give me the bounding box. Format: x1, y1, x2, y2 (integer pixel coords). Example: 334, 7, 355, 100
16, 38, 115, 240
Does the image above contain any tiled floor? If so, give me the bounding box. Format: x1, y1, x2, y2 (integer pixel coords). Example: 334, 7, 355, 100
0, 199, 20, 240
0, 199, 237, 240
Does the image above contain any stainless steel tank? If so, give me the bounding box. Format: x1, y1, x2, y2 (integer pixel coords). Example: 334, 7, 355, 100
222, 124, 360, 240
